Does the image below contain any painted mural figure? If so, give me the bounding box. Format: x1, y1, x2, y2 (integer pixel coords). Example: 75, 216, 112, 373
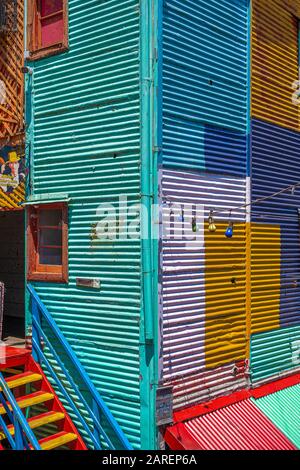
0, 149, 25, 193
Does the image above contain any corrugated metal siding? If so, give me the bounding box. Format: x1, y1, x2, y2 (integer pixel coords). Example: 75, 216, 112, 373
163, 118, 247, 176
251, 325, 300, 383
161, 0, 249, 409
205, 220, 247, 368
252, 384, 300, 449
250, 119, 300, 382
160, 169, 248, 407
283, 0, 300, 18
250, 0, 300, 388
251, 120, 300, 328
165, 398, 296, 450
252, 0, 300, 131
27, 0, 142, 448
165, 363, 248, 410
162, 0, 248, 173
250, 223, 281, 334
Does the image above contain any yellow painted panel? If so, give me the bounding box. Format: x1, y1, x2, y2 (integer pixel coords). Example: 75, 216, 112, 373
252, 0, 300, 130
0, 181, 25, 209
0, 392, 53, 415
204, 222, 247, 369
0, 142, 26, 210
251, 224, 281, 334
0, 373, 42, 391
0, 412, 65, 441
40, 433, 77, 451
282, 0, 300, 18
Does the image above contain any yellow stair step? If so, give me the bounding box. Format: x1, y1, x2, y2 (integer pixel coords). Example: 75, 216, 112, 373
0, 411, 65, 441
39, 431, 78, 451
1, 372, 42, 391
0, 391, 54, 415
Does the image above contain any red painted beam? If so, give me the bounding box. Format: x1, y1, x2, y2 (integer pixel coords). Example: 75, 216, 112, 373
0, 346, 30, 370
173, 390, 251, 424
172, 373, 300, 424
251, 373, 300, 399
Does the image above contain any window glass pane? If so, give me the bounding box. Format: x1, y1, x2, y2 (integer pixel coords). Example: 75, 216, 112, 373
39, 209, 61, 226
39, 247, 62, 266
38, 208, 63, 266
40, 227, 62, 247
41, 0, 63, 17
41, 15, 64, 47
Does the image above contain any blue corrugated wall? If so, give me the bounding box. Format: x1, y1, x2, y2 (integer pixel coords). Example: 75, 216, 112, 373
160, 0, 250, 408
162, 0, 249, 174
163, 118, 247, 176
252, 120, 300, 329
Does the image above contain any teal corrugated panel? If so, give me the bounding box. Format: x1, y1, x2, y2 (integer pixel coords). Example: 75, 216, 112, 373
252, 384, 300, 449
251, 325, 300, 382
28, 0, 142, 448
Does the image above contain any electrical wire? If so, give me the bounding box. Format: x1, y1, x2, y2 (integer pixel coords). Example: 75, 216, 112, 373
209, 182, 300, 217
162, 181, 300, 217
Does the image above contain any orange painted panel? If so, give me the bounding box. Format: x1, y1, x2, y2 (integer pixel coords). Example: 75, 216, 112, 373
251, 224, 281, 334
204, 222, 247, 369
252, 0, 300, 130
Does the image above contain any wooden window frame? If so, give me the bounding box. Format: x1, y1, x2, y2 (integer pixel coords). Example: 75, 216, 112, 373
27, 0, 69, 61
27, 202, 68, 283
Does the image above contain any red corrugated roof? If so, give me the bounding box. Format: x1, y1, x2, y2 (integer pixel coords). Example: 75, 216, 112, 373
165, 398, 296, 450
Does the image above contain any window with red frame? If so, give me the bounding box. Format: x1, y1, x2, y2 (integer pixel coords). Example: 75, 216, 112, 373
28, 0, 68, 59
27, 203, 68, 283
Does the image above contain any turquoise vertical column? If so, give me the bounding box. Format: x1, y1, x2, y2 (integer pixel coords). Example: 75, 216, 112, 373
139, 0, 160, 449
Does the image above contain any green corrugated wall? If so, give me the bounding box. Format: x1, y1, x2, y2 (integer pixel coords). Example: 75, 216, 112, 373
252, 384, 300, 449
251, 325, 300, 383
25, 0, 157, 449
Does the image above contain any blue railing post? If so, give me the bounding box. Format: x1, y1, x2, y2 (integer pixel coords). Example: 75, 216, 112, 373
31, 297, 42, 363
92, 399, 102, 449
0, 373, 41, 450
0, 392, 16, 449
14, 417, 23, 450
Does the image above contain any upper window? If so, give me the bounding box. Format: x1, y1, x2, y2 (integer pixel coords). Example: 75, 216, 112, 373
27, 0, 68, 60
27, 202, 68, 283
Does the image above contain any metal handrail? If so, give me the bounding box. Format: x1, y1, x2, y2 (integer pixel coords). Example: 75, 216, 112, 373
27, 284, 132, 451
0, 372, 41, 450
31, 328, 106, 450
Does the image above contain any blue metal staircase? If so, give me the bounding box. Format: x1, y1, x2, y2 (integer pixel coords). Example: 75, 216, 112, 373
0, 285, 132, 450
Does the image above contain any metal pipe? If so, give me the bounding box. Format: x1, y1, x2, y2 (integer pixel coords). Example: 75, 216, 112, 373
140, 0, 154, 342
